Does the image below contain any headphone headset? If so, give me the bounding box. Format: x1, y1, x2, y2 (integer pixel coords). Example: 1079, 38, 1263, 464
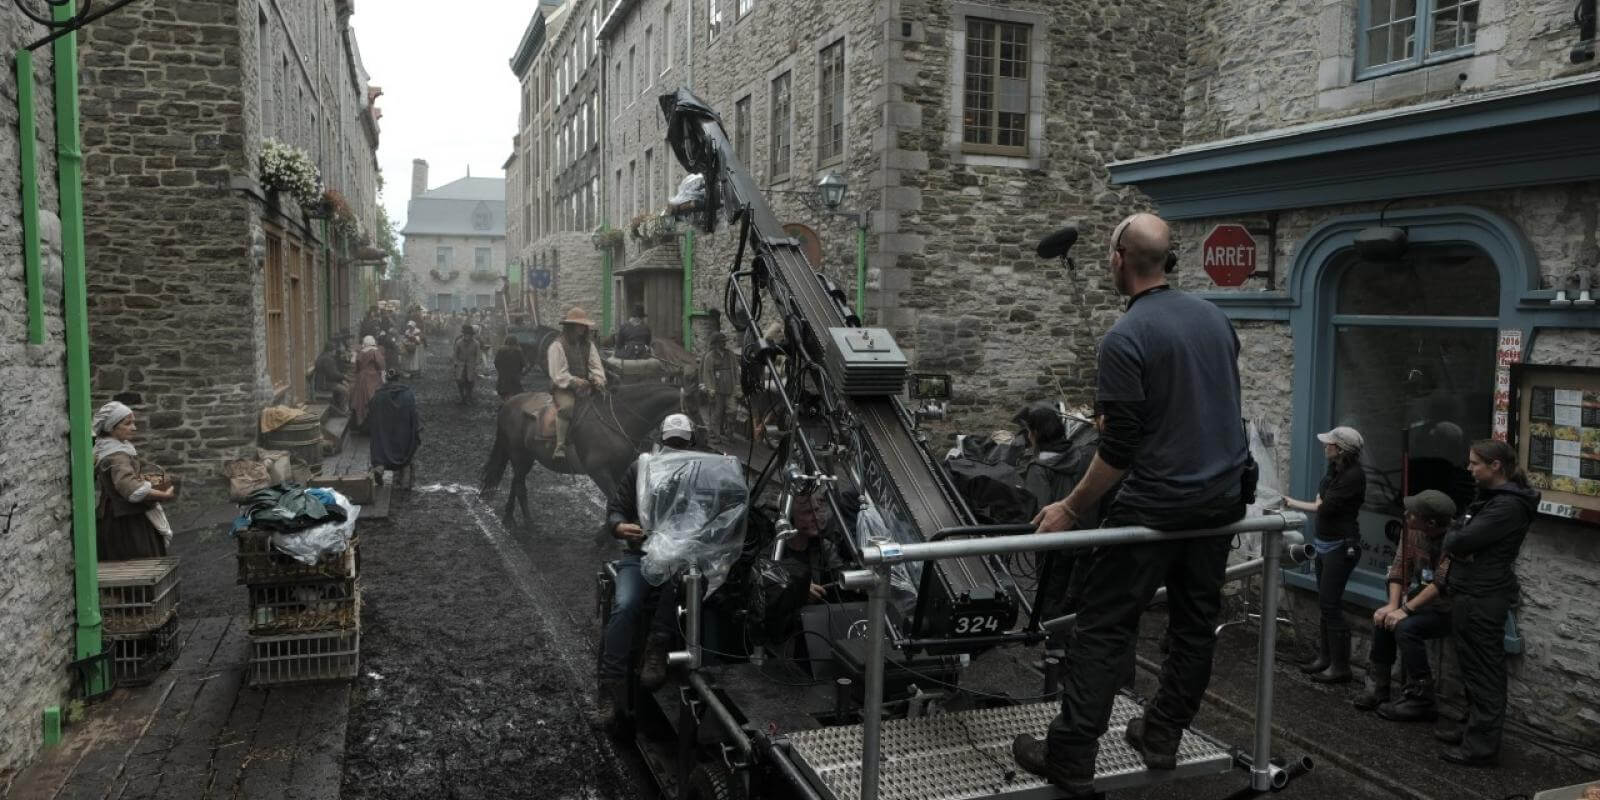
1114, 220, 1179, 274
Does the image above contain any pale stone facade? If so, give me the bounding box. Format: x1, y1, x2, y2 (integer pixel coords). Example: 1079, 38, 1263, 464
1136, 0, 1600, 753
78, 0, 381, 497
0, 9, 74, 788
400, 162, 508, 313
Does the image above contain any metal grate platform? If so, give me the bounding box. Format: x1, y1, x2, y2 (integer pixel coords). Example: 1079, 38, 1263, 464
785, 695, 1234, 800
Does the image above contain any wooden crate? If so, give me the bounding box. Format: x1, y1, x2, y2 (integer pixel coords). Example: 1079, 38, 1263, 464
98, 558, 181, 634
248, 628, 360, 687
106, 615, 180, 686
235, 528, 357, 585
247, 579, 360, 635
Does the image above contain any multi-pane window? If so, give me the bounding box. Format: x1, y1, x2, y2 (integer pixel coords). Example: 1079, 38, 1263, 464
708, 0, 722, 39
645, 148, 655, 213
662, 5, 673, 71
962, 18, 1030, 155
1358, 0, 1479, 77
628, 46, 636, 99
436, 246, 453, 269
817, 39, 845, 164
769, 71, 792, 180
734, 95, 752, 165
475, 247, 491, 270
738, 0, 753, 17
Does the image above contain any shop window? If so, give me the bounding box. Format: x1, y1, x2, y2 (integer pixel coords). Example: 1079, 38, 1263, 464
1357, 0, 1478, 79
1325, 243, 1498, 574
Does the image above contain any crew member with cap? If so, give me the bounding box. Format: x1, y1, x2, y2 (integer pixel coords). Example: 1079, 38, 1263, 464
92, 401, 177, 560
1283, 425, 1369, 684
615, 304, 653, 360
595, 413, 697, 726
1354, 489, 1456, 721
548, 307, 607, 461
1013, 212, 1252, 796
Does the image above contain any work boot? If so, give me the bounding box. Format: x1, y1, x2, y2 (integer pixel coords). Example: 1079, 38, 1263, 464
1299, 627, 1331, 674
1433, 726, 1464, 745
593, 680, 621, 728
1124, 715, 1181, 770
1310, 631, 1352, 684
1010, 735, 1098, 798
1352, 667, 1392, 711
639, 634, 672, 691
1377, 678, 1437, 722
1439, 747, 1497, 767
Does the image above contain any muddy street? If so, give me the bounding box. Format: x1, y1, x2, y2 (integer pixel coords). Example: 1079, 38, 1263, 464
340, 351, 652, 800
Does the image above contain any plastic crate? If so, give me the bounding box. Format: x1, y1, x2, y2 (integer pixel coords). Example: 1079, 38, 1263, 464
106, 615, 180, 687
98, 558, 181, 634
248, 628, 360, 687
235, 528, 357, 585
247, 580, 360, 634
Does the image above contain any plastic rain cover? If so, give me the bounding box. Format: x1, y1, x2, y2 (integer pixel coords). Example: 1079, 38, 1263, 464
638, 450, 749, 595
854, 498, 921, 618
269, 491, 359, 565
670, 173, 706, 208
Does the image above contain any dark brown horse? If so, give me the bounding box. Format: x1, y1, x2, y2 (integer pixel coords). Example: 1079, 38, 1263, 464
481, 382, 698, 522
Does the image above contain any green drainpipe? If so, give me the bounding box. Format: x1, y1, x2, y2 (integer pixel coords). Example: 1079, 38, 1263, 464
17, 51, 45, 345
681, 230, 694, 353
54, 0, 108, 694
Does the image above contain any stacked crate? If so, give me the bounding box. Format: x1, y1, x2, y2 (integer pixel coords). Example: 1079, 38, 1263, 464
98, 558, 182, 686
236, 528, 361, 687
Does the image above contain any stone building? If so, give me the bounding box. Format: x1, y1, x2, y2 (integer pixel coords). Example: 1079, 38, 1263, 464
0, 10, 74, 787
1111, 0, 1600, 751
508, 0, 609, 330
75, 0, 382, 496
594, 0, 1186, 396
401, 161, 507, 313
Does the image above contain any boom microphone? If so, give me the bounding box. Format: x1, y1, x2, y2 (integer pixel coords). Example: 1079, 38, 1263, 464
1036, 226, 1078, 259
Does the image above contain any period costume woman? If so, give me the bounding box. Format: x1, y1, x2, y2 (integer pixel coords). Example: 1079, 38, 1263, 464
351, 335, 386, 430
93, 401, 175, 560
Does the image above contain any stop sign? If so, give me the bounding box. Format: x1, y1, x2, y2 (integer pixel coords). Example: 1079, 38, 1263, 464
1202, 224, 1257, 287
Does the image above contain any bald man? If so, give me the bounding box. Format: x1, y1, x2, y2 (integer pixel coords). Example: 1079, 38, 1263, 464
1013, 213, 1252, 794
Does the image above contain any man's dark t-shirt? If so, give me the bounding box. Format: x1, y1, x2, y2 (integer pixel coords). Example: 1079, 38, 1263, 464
1096, 288, 1248, 510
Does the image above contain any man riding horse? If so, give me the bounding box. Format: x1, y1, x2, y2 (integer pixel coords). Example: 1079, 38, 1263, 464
549, 307, 607, 462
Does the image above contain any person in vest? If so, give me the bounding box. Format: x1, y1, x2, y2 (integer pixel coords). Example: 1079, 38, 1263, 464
548, 307, 607, 461
451, 324, 483, 404
616, 304, 653, 360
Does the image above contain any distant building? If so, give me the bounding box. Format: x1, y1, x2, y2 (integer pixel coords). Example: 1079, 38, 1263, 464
402, 161, 508, 314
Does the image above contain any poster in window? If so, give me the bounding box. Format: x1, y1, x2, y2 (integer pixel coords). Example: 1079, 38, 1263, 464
1510, 364, 1600, 526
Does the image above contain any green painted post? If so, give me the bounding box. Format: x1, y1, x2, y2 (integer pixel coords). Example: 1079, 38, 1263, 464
18, 51, 45, 345
855, 220, 866, 319
54, 0, 107, 695
42, 706, 62, 748
682, 230, 694, 353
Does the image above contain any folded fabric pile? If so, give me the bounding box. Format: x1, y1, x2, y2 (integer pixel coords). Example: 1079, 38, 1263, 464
233, 485, 346, 534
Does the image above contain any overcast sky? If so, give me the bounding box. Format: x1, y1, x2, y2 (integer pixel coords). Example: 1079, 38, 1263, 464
350, 1, 533, 230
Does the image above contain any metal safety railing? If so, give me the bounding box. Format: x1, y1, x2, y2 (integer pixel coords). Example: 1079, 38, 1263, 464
839, 510, 1309, 800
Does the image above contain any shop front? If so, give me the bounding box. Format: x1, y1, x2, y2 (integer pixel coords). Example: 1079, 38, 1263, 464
1110, 74, 1600, 739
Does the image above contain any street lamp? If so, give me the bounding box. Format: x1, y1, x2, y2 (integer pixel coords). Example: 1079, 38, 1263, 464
816, 172, 868, 317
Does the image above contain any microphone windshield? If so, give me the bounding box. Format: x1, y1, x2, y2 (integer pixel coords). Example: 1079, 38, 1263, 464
1036, 226, 1078, 259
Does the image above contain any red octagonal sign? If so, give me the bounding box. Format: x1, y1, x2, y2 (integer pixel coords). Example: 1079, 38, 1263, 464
1202, 224, 1257, 287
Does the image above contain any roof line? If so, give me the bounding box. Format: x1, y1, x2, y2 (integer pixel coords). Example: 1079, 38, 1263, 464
510, 12, 547, 77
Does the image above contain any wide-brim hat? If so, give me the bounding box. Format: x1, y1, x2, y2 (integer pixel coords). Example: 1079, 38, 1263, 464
561, 307, 596, 328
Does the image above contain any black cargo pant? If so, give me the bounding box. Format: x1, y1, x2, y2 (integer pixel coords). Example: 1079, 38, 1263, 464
1045, 497, 1243, 767
1452, 590, 1512, 759
1369, 607, 1450, 681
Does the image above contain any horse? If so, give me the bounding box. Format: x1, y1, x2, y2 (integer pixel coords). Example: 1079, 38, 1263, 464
480, 382, 699, 523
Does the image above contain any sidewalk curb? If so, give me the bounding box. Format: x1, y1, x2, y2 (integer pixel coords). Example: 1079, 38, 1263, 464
1134, 654, 1434, 800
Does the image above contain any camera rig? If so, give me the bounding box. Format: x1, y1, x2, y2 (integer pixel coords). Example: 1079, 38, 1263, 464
659, 88, 1022, 651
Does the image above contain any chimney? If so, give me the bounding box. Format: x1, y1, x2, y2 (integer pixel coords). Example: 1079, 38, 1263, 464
411, 158, 429, 199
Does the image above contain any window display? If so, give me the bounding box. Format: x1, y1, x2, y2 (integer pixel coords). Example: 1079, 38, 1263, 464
1511, 364, 1600, 526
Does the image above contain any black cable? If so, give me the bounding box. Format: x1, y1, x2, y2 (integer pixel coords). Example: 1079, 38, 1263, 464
950, 715, 1018, 790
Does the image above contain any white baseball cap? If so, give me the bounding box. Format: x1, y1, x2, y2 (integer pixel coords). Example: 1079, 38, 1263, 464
661, 413, 694, 443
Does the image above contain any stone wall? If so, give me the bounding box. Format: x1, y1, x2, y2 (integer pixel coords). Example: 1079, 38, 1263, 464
1182, 0, 1600, 145
0, 11, 74, 788
405, 233, 508, 311
78, 1, 261, 499
1171, 182, 1600, 755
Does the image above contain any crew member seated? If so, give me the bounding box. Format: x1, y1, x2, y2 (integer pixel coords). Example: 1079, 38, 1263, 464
548, 307, 606, 461
595, 414, 697, 727
1354, 489, 1456, 722
616, 304, 653, 360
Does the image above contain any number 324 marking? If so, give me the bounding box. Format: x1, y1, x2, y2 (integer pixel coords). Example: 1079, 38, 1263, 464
953, 615, 1000, 634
